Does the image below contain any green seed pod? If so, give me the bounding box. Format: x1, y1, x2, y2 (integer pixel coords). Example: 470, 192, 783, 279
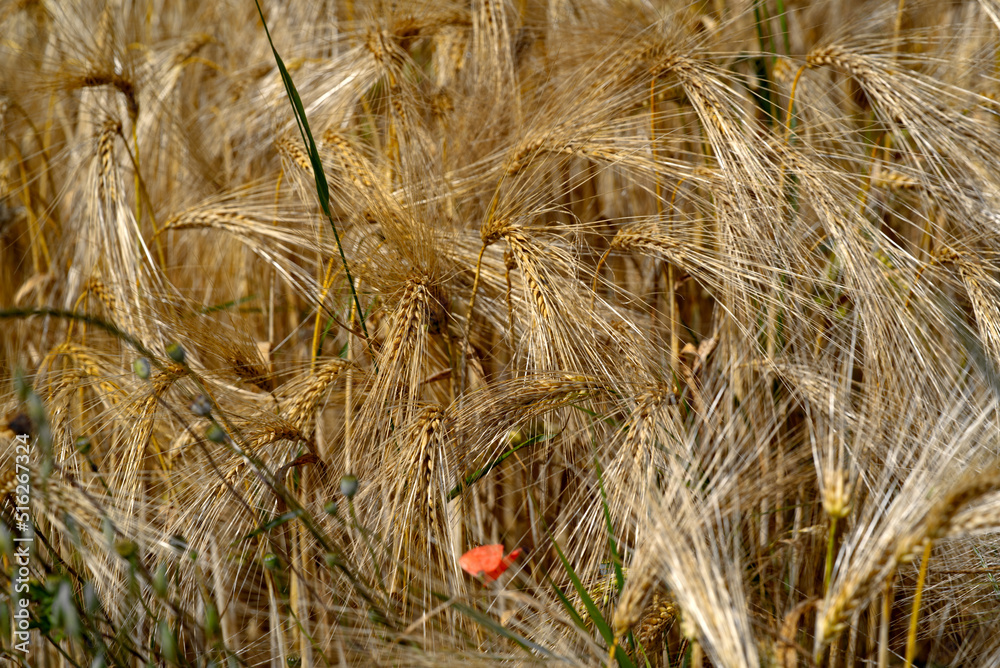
159, 619, 178, 663
133, 358, 152, 380
14, 368, 29, 401
263, 553, 280, 570
75, 436, 92, 455
153, 562, 168, 598
52, 580, 81, 639
324, 500, 338, 516
25, 392, 44, 427
206, 422, 228, 443
166, 343, 186, 364
340, 474, 359, 498
84, 582, 99, 616
115, 540, 138, 560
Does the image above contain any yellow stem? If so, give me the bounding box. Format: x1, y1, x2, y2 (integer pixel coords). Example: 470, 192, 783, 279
651, 77, 660, 205
180, 55, 226, 73
652, 76, 679, 380
41, 92, 56, 203
311, 258, 338, 372
904, 540, 933, 668
668, 263, 678, 379
878, 574, 895, 668
903, 257, 937, 310
461, 243, 489, 394
785, 65, 807, 142
504, 258, 515, 338
15, 156, 40, 275
892, 0, 906, 61
120, 123, 166, 270
669, 175, 689, 211
270, 169, 285, 346
133, 121, 142, 236
858, 136, 883, 214
7, 98, 55, 269
590, 247, 613, 310
691, 639, 703, 668
66, 290, 90, 341
778, 65, 808, 221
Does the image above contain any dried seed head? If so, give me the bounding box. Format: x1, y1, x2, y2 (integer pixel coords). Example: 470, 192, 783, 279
481, 217, 512, 246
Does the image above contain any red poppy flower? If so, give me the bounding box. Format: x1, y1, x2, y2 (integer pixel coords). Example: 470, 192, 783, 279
459, 544, 524, 581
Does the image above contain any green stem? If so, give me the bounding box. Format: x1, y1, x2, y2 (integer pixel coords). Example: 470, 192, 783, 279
824, 515, 838, 594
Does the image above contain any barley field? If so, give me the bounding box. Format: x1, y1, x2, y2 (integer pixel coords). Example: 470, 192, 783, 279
3, 0, 1000, 665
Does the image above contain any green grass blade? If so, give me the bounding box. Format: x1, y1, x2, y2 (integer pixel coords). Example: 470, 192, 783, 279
595, 453, 640, 655
571, 403, 620, 428
775, 0, 790, 55
196, 294, 257, 315
546, 573, 590, 633
594, 456, 625, 594
549, 534, 635, 668
253, 0, 370, 345
449, 601, 556, 659
447, 432, 555, 501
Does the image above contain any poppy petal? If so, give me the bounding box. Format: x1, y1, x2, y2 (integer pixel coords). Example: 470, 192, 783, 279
459, 544, 504, 577
460, 545, 523, 582
486, 547, 524, 580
